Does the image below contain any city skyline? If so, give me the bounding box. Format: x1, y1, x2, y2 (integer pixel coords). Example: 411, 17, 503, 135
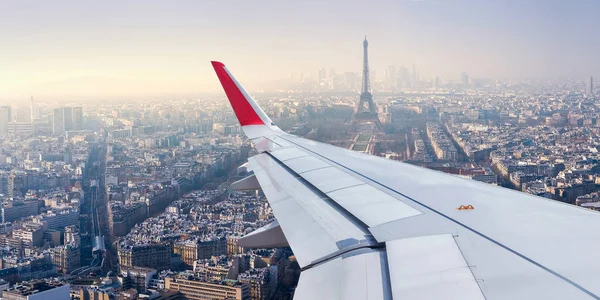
2, 0, 600, 102
4, 1, 600, 299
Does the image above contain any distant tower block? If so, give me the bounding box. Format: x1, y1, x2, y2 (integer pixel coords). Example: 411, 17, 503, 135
354, 36, 383, 130
586, 77, 594, 98
30, 96, 35, 120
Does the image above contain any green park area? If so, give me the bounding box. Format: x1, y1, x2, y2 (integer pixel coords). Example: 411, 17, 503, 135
352, 144, 368, 152
357, 134, 371, 143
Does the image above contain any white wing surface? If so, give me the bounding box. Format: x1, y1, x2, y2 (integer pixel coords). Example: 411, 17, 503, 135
212, 61, 600, 300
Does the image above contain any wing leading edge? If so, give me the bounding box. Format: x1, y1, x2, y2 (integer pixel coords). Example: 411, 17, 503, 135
212, 61, 600, 300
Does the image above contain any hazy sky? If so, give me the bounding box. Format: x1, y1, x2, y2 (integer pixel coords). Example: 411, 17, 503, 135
1, 0, 599, 101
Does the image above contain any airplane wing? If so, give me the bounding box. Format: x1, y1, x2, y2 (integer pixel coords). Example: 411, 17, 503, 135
211, 61, 600, 300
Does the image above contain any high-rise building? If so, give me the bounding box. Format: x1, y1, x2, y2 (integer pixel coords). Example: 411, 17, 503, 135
53, 107, 83, 134
52, 108, 65, 134
385, 65, 397, 88
433, 76, 441, 89
412, 64, 419, 85
7, 174, 16, 199
72, 107, 83, 130
586, 77, 594, 98
0, 106, 11, 134
398, 66, 410, 88
30, 96, 35, 121
318, 67, 326, 85
461, 72, 470, 88
0, 174, 8, 197
62, 107, 73, 131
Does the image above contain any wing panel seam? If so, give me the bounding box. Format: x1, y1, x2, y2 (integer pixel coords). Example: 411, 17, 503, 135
322, 183, 368, 194
301, 242, 385, 271
453, 235, 488, 300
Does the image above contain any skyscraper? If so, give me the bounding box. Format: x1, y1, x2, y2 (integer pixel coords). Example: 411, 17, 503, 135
386, 65, 397, 88
398, 66, 410, 88
0, 106, 11, 134
586, 77, 594, 98
318, 67, 326, 85
53, 107, 83, 134
53, 108, 65, 134
433, 76, 441, 89
30, 96, 35, 120
461, 72, 470, 88
412, 64, 419, 85
72, 107, 83, 130
63, 107, 73, 131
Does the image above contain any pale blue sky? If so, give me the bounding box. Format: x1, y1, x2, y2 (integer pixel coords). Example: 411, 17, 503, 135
1, 0, 599, 99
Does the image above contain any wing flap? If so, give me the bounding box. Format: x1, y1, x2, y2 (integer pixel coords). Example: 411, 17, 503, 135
294, 248, 391, 300
268, 147, 310, 161
248, 153, 371, 268
280, 155, 331, 174
327, 185, 422, 228
386, 234, 485, 300
301, 167, 365, 193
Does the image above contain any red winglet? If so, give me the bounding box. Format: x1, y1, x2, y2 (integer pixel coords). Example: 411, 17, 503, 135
211, 61, 265, 126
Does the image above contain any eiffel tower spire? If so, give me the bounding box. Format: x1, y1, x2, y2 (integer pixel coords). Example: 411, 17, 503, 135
361, 36, 370, 94
354, 36, 382, 130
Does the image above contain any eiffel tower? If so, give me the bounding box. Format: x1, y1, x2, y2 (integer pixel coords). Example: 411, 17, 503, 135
354, 36, 383, 130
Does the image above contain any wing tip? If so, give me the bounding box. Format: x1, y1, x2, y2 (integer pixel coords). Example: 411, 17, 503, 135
211, 61, 225, 69
211, 61, 268, 127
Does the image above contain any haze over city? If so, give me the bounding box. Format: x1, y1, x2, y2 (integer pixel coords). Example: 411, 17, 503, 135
2, 0, 600, 102
4, 1, 600, 299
